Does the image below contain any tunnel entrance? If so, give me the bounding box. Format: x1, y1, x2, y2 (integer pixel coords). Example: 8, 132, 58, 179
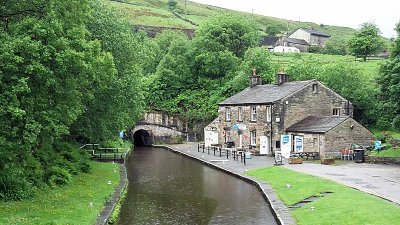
133, 129, 152, 146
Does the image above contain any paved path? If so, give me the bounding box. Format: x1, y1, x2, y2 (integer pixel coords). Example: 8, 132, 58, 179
169, 143, 400, 206
284, 161, 400, 205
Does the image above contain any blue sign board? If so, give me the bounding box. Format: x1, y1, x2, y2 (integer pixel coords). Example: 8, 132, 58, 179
282, 135, 290, 144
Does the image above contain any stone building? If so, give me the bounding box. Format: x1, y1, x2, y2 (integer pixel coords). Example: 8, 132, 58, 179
204, 69, 373, 158
289, 28, 331, 47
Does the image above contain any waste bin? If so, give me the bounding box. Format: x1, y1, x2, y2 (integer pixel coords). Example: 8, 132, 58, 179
226, 141, 235, 148
353, 148, 365, 163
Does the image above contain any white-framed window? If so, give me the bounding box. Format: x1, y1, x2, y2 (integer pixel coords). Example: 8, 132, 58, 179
250, 130, 257, 146
333, 108, 340, 116
266, 106, 271, 122
238, 107, 243, 121
225, 107, 231, 121
251, 106, 257, 121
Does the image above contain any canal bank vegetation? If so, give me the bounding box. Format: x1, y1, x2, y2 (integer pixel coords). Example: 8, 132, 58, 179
108, 183, 128, 224
0, 161, 120, 225
247, 167, 400, 225
0, 0, 144, 201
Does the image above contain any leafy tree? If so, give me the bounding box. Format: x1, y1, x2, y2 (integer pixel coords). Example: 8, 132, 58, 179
0, 0, 113, 199
193, 14, 259, 78
348, 22, 384, 61
321, 38, 348, 55
377, 21, 400, 130
265, 24, 282, 36
71, 0, 145, 143
168, 0, 177, 11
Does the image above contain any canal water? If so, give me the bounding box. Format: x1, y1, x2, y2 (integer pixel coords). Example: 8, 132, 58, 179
117, 147, 278, 225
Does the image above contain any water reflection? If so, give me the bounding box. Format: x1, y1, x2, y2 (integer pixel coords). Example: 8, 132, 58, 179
118, 147, 277, 225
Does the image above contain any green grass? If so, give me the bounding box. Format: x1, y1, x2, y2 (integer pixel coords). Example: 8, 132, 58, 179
0, 162, 120, 225
247, 167, 400, 225
108, 0, 362, 42
369, 148, 400, 157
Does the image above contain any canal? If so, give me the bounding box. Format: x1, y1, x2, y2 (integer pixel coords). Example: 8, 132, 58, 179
117, 147, 278, 225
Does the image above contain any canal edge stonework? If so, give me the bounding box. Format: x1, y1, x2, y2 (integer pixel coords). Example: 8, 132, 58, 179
155, 145, 296, 225
96, 163, 128, 225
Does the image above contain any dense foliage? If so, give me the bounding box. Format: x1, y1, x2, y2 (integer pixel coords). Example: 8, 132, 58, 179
0, 0, 144, 200
348, 22, 384, 61
377, 21, 400, 130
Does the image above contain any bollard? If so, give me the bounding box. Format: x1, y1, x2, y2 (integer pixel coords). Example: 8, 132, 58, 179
198, 144, 200, 152
207, 146, 210, 154
203, 145, 205, 153
244, 153, 246, 165
219, 148, 222, 157
213, 147, 215, 155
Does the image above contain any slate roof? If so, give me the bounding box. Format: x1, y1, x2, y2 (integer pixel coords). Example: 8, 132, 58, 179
286, 116, 349, 133
219, 80, 313, 105
286, 38, 309, 46
260, 36, 280, 46
302, 29, 331, 37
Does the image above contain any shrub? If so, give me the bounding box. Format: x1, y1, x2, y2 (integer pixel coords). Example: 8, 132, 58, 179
0, 166, 33, 201
46, 167, 73, 187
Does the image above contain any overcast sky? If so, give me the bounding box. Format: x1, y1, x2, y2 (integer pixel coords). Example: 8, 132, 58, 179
190, 0, 399, 38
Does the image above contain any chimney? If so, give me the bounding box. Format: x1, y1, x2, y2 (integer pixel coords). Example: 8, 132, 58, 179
275, 71, 290, 85
249, 68, 262, 87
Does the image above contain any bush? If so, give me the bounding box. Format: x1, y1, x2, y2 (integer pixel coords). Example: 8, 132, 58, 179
0, 167, 33, 201
46, 167, 73, 187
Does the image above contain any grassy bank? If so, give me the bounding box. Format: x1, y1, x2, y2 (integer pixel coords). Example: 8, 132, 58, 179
0, 161, 120, 225
247, 167, 400, 225
369, 148, 400, 157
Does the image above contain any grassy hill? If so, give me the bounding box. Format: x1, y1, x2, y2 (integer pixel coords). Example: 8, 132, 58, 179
109, 0, 357, 42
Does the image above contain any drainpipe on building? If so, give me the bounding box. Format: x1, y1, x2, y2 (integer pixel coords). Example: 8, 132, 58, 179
270, 104, 274, 155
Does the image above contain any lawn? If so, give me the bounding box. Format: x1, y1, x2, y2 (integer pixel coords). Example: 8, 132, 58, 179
247, 167, 400, 225
0, 161, 120, 225
369, 148, 400, 157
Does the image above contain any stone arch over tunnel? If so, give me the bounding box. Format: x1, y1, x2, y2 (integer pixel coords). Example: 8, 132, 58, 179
133, 129, 153, 146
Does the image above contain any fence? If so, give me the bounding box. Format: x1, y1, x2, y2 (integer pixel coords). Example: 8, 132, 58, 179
197, 143, 248, 165
80, 144, 127, 164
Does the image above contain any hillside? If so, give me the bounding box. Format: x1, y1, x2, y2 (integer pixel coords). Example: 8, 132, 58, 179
109, 0, 357, 42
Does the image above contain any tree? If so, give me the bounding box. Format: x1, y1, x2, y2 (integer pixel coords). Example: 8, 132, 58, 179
348, 22, 384, 61
193, 13, 260, 78
377, 21, 400, 130
0, 0, 113, 200
71, 0, 145, 143
168, 0, 177, 11
265, 24, 282, 36
321, 38, 348, 55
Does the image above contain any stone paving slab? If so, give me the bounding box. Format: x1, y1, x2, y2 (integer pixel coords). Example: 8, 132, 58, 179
166, 143, 296, 225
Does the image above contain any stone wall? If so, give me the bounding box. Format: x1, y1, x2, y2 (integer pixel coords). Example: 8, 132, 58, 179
282, 81, 353, 132
217, 105, 272, 150
141, 111, 185, 132
324, 118, 374, 157
309, 35, 329, 46
132, 124, 185, 144
289, 29, 311, 43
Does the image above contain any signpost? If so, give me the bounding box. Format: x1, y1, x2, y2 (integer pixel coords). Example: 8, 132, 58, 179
294, 136, 304, 153
281, 134, 292, 158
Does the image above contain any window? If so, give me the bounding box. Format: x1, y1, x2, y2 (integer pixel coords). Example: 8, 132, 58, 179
266, 106, 271, 122
275, 141, 281, 149
238, 107, 243, 121
251, 106, 257, 121
250, 130, 257, 146
313, 138, 318, 147
312, 83, 318, 94
225, 107, 231, 121
333, 108, 340, 116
